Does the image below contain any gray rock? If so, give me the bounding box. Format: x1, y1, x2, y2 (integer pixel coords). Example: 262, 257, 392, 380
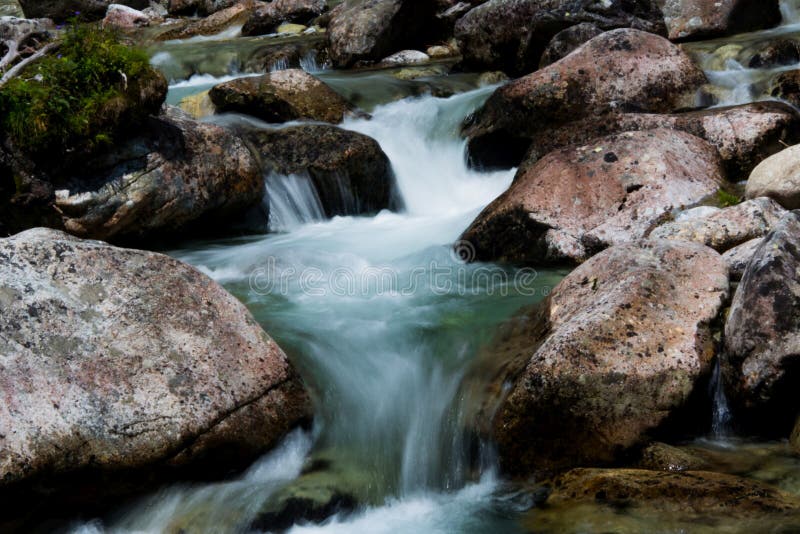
18, 0, 149, 21
746, 144, 800, 209
722, 237, 763, 281
52, 108, 265, 241
0, 228, 310, 513
650, 198, 786, 252
460, 129, 724, 265
723, 211, 800, 426
242, 0, 326, 37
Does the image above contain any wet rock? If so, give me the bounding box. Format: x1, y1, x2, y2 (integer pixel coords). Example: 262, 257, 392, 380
157, 0, 253, 40
380, 49, 429, 66
209, 69, 352, 124
538, 22, 603, 68
246, 34, 330, 72
0, 228, 310, 520
250, 451, 371, 530
662, 0, 782, 42
454, 0, 665, 75
749, 39, 800, 69
17, 0, 149, 21
327, 0, 437, 68
486, 240, 729, 475
464, 29, 707, 170
527, 468, 800, 532
639, 443, 710, 472
488, 102, 800, 179
50, 108, 265, 241
178, 89, 215, 119
770, 70, 800, 108
722, 237, 763, 281
241, 0, 326, 37
460, 129, 724, 265
426, 42, 458, 58
650, 198, 786, 252
746, 144, 800, 209
243, 124, 394, 217
723, 211, 800, 430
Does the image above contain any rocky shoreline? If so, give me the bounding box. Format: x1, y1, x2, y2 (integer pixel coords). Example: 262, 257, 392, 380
3, 0, 800, 531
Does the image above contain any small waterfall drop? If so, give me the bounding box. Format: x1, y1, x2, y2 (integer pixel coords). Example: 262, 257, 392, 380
266, 173, 327, 232
710, 357, 733, 438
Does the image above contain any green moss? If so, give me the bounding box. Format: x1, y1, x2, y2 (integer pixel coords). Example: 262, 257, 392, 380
0, 22, 152, 156
716, 189, 742, 208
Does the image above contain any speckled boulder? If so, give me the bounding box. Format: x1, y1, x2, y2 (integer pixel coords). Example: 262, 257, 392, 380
0, 228, 310, 515
746, 144, 800, 209
486, 240, 729, 476
464, 29, 707, 169
460, 129, 724, 265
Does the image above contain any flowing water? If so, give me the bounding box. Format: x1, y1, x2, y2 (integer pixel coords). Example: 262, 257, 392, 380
65, 3, 800, 531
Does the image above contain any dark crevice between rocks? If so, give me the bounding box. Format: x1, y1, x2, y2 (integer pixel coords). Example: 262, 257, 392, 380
465, 130, 532, 172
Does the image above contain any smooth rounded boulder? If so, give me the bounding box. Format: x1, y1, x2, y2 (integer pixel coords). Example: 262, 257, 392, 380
746, 144, 800, 209
460, 129, 724, 265
0, 228, 311, 520
52, 108, 265, 241
243, 124, 395, 218
463, 29, 707, 170
454, 0, 665, 74
662, 0, 781, 41
723, 211, 800, 431
327, 0, 436, 68
485, 240, 729, 476
650, 197, 786, 253
208, 69, 353, 124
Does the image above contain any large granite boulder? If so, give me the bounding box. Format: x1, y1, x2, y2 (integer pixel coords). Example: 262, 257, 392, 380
460, 129, 724, 265
0, 228, 311, 524
723, 211, 800, 432
485, 240, 729, 475
53, 108, 264, 241
454, 0, 665, 74
513, 102, 800, 180
463, 29, 707, 170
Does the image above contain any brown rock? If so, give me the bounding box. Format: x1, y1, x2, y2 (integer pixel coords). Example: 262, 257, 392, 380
158, 0, 254, 40
639, 443, 710, 472
650, 197, 786, 252
723, 211, 800, 429
0, 228, 310, 520
538, 22, 603, 68
209, 69, 352, 123
487, 240, 729, 475
460, 129, 724, 265
52, 107, 264, 241
662, 0, 781, 41
463, 29, 707, 170
453, 0, 665, 75
749, 38, 800, 69
243, 124, 394, 217
18, 0, 149, 21
242, 0, 326, 37
327, 0, 437, 68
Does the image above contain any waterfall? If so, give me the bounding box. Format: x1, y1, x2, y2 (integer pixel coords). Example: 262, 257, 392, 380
710, 357, 733, 438
266, 172, 327, 232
